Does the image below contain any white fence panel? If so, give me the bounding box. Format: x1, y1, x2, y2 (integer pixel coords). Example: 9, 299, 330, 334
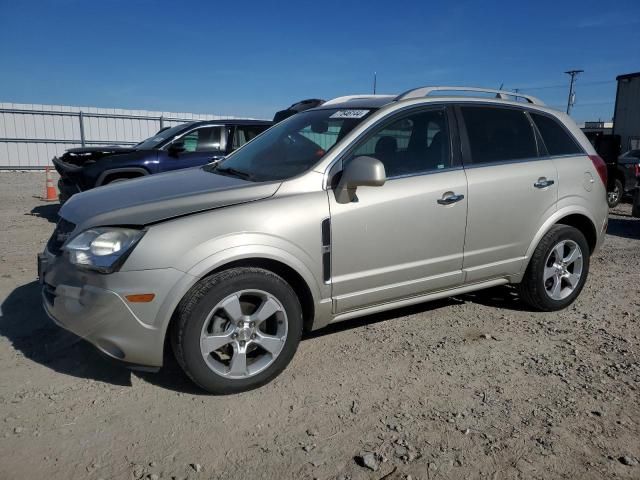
0, 102, 245, 168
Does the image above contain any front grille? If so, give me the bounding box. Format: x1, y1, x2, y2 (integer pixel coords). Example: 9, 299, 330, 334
46, 218, 76, 256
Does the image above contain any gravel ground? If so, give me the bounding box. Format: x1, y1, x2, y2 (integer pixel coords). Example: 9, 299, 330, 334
0, 170, 639, 480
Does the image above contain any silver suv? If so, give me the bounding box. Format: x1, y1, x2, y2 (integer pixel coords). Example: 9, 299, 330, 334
39, 86, 609, 394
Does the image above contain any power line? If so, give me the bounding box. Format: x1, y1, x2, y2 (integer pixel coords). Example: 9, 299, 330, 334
511, 79, 615, 92
566, 100, 615, 107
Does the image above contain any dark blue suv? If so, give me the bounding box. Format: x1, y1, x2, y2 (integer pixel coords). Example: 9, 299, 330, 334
53, 119, 272, 203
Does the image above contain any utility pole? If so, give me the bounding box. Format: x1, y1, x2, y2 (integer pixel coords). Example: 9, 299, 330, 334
373, 72, 377, 94
565, 69, 583, 115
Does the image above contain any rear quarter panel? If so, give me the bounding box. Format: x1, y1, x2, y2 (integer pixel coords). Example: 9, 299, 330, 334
552, 154, 608, 248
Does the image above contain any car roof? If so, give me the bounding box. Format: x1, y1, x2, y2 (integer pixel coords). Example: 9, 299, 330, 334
187, 119, 272, 127
317, 95, 397, 110
316, 86, 548, 111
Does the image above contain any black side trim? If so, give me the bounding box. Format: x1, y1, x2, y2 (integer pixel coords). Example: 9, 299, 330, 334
321, 218, 331, 283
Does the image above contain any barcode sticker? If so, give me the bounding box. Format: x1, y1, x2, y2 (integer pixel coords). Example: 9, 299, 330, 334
329, 110, 370, 119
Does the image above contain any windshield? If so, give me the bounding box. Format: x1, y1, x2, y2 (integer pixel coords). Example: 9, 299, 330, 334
135, 123, 192, 150
206, 108, 375, 182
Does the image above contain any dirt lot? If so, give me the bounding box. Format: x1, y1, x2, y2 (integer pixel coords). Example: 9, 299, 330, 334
0, 171, 639, 480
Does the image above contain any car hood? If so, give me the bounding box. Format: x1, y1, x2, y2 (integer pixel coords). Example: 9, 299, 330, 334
60, 166, 281, 230
66, 146, 136, 155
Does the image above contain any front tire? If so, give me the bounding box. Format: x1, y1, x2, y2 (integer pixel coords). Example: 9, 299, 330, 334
172, 268, 303, 394
518, 225, 590, 311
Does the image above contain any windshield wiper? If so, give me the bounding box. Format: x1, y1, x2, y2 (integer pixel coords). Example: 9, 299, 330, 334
213, 165, 254, 181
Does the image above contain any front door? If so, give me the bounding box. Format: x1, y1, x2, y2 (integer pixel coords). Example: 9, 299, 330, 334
328, 106, 468, 313
159, 125, 225, 172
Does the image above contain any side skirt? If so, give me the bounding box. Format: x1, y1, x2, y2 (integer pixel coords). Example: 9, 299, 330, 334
330, 278, 509, 324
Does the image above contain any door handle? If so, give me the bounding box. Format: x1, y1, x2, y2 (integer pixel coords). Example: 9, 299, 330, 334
437, 192, 465, 205
534, 178, 555, 189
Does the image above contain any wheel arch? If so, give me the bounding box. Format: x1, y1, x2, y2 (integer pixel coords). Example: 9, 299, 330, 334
162, 250, 324, 358
610, 168, 625, 189
554, 213, 598, 254
96, 167, 149, 186
524, 208, 599, 270
199, 257, 317, 334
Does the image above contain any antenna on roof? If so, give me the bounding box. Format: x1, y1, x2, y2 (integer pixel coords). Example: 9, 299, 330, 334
373, 72, 377, 94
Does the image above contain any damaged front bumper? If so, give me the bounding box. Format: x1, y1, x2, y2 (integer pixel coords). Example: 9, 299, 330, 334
39, 247, 187, 368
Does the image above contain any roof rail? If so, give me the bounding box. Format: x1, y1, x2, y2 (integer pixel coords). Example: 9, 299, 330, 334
395, 86, 544, 105
322, 94, 394, 106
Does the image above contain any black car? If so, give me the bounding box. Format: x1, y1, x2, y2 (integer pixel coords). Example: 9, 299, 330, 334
609, 149, 640, 207
273, 98, 325, 123
53, 119, 272, 203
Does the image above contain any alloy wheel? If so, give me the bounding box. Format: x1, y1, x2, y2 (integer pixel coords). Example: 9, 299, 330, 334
543, 240, 584, 301
199, 290, 288, 379
608, 187, 620, 206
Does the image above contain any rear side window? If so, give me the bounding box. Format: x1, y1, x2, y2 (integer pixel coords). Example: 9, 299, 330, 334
232, 125, 268, 150
530, 113, 582, 156
461, 107, 537, 164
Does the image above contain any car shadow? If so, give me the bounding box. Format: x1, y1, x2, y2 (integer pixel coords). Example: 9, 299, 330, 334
303, 297, 461, 339
0, 280, 532, 395
0, 280, 203, 393
0, 281, 132, 386
304, 284, 530, 341
607, 216, 640, 240
28, 204, 60, 223
458, 284, 531, 312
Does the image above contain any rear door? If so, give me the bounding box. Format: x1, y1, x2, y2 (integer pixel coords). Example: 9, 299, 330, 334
456, 104, 557, 283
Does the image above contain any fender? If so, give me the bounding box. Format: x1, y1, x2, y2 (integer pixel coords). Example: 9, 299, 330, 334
516, 205, 598, 281
152, 243, 330, 345
96, 167, 149, 186
188, 243, 324, 303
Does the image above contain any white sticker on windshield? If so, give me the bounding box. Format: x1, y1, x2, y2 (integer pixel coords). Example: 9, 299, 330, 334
329, 109, 370, 119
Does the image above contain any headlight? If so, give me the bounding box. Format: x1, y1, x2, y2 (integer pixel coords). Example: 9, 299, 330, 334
63, 227, 145, 273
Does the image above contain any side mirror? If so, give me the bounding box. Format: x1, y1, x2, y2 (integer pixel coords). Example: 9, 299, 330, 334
335, 156, 386, 203
168, 140, 186, 155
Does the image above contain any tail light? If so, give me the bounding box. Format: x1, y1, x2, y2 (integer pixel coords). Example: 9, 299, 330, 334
635, 163, 640, 178
589, 155, 607, 186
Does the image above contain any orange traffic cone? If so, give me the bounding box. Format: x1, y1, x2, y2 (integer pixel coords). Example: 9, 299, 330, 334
42, 166, 58, 202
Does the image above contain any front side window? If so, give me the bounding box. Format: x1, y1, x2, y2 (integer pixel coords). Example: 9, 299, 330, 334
346, 108, 450, 178
135, 123, 193, 150
206, 108, 375, 182
179, 127, 222, 152
461, 107, 537, 164
530, 113, 582, 156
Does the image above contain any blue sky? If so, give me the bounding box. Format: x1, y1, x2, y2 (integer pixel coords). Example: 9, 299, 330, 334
1, 0, 638, 122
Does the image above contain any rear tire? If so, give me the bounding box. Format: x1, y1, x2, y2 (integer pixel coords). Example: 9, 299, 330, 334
607, 178, 623, 208
172, 268, 303, 394
632, 188, 640, 218
518, 225, 590, 311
